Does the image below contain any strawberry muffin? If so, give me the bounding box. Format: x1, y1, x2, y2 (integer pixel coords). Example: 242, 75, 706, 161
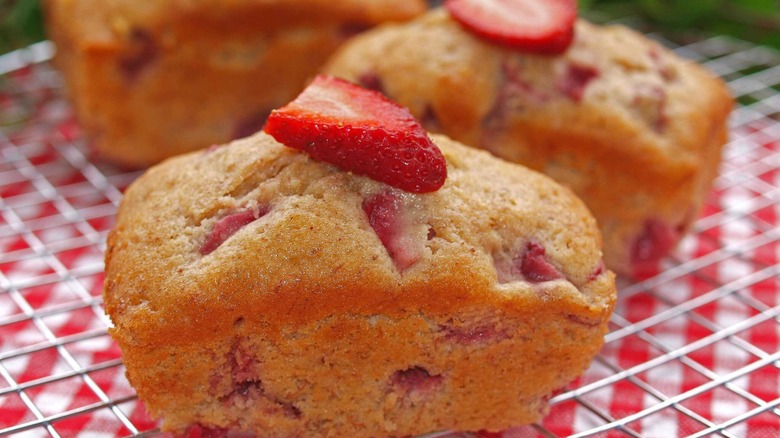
104, 76, 616, 436
323, 0, 733, 276
42, 0, 426, 167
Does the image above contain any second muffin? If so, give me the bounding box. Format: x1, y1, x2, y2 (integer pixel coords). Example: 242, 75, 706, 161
324, 7, 732, 276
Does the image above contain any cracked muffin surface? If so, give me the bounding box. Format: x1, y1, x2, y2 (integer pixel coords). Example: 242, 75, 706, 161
103, 131, 616, 436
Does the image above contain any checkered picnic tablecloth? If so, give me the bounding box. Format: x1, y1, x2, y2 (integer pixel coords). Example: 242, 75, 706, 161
1, 35, 779, 437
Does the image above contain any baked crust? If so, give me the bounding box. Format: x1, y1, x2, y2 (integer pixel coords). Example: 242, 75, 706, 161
323, 9, 733, 275
104, 132, 616, 436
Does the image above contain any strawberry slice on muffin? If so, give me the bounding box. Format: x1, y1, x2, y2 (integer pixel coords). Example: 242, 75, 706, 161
444, 0, 577, 54
264, 74, 447, 193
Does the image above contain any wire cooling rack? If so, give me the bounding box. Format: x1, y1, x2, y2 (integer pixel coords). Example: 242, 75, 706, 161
0, 33, 779, 438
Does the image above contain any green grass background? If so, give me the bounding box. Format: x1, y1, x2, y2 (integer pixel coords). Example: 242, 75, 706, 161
1, 0, 779, 55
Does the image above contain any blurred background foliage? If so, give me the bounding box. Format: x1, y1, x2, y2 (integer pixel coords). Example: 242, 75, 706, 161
1, 0, 44, 54
0, 0, 779, 55
580, 0, 780, 49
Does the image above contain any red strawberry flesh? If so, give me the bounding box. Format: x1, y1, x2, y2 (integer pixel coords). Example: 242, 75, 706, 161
440, 322, 511, 345
445, 0, 577, 54
558, 63, 600, 102
631, 218, 680, 272
264, 75, 446, 193
201, 208, 268, 255
521, 242, 565, 283
118, 28, 158, 81
389, 367, 443, 394
588, 260, 606, 282
231, 109, 272, 140
494, 241, 565, 283
357, 71, 385, 94
363, 192, 421, 271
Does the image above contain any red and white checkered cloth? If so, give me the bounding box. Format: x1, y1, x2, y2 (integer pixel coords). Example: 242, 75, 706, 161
2, 49, 779, 437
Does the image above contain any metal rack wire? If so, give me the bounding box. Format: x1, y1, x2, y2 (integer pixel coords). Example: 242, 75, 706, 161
0, 34, 779, 437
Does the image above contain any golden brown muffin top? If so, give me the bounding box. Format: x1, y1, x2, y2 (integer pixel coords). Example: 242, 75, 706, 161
104, 132, 615, 347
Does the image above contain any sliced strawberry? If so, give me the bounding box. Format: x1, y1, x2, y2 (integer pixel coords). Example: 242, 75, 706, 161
263, 75, 446, 193
444, 0, 577, 55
